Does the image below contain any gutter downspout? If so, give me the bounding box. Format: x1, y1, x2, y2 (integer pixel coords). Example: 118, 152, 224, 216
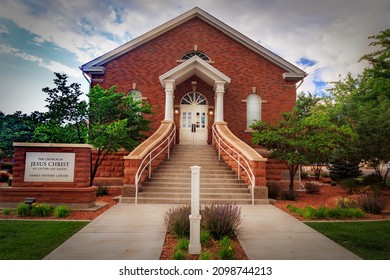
80, 66, 92, 88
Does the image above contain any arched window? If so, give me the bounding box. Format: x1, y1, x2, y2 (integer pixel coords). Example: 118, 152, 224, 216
181, 92, 208, 105
247, 94, 261, 128
127, 89, 142, 101
181, 51, 211, 61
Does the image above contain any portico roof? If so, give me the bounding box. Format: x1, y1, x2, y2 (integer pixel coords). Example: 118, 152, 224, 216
81, 7, 306, 81
159, 56, 231, 89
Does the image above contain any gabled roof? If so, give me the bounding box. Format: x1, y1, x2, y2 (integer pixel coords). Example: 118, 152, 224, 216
81, 7, 306, 81
159, 56, 231, 89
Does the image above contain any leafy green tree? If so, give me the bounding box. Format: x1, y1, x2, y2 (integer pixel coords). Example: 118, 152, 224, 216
0, 111, 44, 158
251, 107, 350, 192
87, 85, 151, 186
326, 29, 390, 186
33, 73, 88, 143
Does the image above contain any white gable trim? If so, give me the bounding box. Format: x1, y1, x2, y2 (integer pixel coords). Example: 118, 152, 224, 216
81, 7, 306, 80
159, 56, 231, 89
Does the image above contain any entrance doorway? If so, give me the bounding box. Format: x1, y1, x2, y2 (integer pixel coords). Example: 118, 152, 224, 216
179, 92, 208, 145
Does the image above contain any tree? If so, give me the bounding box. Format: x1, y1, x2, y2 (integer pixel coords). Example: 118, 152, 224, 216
326, 29, 390, 187
87, 85, 151, 186
0, 111, 44, 158
33, 73, 88, 143
251, 106, 351, 192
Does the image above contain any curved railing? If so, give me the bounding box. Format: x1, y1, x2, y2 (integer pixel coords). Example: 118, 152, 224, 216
134, 123, 176, 204
212, 124, 255, 205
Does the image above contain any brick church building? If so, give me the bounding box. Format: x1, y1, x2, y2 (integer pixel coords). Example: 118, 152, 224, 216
81, 7, 306, 204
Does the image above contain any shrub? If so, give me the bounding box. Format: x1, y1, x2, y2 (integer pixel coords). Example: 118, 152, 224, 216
96, 186, 109, 197
287, 204, 364, 219
200, 230, 212, 246
199, 251, 213, 260
359, 194, 386, 214
176, 237, 189, 251
336, 197, 359, 209
16, 202, 30, 216
54, 205, 72, 218
304, 182, 321, 194
280, 190, 296, 201
321, 172, 330, 178
173, 250, 187, 260
362, 173, 383, 188
330, 181, 338, 186
2, 208, 11, 215
164, 205, 191, 238
217, 236, 235, 260
31, 203, 53, 217
301, 171, 308, 179
203, 204, 242, 239
329, 158, 362, 182
0, 172, 9, 182
340, 178, 360, 194
266, 182, 280, 199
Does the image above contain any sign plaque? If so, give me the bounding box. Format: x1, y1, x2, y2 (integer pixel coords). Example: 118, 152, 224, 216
24, 152, 75, 182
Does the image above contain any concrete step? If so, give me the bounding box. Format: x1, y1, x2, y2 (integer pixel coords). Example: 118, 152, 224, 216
150, 169, 236, 175
121, 144, 258, 205
138, 193, 252, 200
148, 174, 238, 180
140, 187, 249, 194
120, 196, 269, 205
141, 182, 248, 188
144, 178, 244, 184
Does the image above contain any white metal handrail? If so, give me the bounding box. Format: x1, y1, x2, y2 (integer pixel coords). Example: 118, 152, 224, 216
212, 124, 255, 205
134, 124, 176, 204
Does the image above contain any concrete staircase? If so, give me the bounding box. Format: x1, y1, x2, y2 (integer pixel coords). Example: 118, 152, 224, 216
127, 144, 258, 204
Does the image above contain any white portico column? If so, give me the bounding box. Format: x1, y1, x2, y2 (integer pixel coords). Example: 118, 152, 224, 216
164, 79, 175, 122
214, 81, 226, 123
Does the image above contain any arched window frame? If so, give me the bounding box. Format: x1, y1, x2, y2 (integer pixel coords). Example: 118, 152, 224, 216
180, 92, 208, 105
180, 51, 211, 61
247, 93, 261, 129
127, 89, 142, 101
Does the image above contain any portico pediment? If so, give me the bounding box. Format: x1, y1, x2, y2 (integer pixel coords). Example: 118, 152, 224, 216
159, 56, 231, 90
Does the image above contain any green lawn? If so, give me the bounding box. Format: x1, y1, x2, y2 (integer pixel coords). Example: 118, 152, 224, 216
0, 220, 88, 260
306, 220, 390, 260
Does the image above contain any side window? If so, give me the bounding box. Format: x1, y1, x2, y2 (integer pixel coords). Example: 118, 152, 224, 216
127, 89, 142, 101
247, 94, 261, 129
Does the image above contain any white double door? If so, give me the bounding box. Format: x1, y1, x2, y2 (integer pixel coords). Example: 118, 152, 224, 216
179, 105, 208, 145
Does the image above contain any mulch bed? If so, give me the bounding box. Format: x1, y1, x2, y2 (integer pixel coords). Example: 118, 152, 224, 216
159, 232, 248, 260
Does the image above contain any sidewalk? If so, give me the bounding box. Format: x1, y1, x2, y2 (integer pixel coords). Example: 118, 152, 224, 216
44, 203, 360, 260
44, 204, 173, 260
238, 205, 360, 259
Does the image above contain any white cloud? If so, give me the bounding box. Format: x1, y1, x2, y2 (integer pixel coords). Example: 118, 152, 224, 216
0, 24, 9, 34
0, 0, 389, 95
0, 44, 82, 78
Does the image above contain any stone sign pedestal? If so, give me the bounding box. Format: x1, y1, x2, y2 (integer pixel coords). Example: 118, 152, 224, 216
0, 143, 97, 209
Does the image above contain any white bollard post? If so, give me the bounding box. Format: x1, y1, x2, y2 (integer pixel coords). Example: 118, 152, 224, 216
189, 165, 201, 255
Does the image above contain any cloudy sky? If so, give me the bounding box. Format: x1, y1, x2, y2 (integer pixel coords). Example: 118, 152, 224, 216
0, 0, 389, 114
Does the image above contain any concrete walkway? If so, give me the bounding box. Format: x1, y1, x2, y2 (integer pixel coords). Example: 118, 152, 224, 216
44, 204, 173, 260
238, 205, 360, 260
44, 204, 360, 260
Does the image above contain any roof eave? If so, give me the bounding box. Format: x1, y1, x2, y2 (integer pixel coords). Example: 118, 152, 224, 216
80, 7, 306, 77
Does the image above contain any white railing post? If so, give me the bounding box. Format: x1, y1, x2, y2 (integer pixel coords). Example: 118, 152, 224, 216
189, 165, 201, 254
238, 155, 241, 180
133, 124, 176, 205
212, 124, 257, 206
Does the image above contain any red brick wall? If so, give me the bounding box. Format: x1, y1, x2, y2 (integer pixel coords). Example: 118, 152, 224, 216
92, 150, 127, 178
91, 18, 297, 144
